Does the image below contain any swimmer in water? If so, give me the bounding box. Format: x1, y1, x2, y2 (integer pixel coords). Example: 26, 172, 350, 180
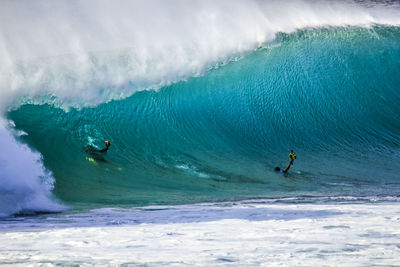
275, 150, 296, 173
85, 140, 111, 162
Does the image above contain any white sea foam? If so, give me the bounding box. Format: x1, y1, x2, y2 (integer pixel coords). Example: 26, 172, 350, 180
0, 201, 399, 266
0, 120, 66, 218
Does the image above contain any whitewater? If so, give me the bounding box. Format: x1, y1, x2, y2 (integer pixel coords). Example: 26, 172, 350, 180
1, 0, 400, 265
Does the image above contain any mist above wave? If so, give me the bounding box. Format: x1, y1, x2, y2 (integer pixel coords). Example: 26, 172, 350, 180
0, 0, 399, 110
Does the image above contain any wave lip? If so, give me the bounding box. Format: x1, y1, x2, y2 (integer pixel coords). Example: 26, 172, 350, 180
1, 0, 400, 111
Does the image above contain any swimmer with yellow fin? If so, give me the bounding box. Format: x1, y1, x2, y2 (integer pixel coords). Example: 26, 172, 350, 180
275, 150, 296, 174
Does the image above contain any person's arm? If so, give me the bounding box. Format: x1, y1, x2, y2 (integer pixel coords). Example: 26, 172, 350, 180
99, 147, 109, 153
283, 158, 294, 173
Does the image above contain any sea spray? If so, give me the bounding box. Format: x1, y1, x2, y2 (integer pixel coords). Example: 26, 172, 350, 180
0, 120, 65, 217
1, 0, 400, 110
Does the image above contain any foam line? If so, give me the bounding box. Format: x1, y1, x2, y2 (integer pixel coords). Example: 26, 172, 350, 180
1, 202, 400, 265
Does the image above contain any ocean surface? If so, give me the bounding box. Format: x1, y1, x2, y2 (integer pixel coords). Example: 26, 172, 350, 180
0, 0, 400, 265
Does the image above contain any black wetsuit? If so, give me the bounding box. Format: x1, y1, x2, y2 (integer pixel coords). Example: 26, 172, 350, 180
85, 145, 108, 162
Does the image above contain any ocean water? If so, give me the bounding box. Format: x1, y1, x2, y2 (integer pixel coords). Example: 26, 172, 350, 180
1, 0, 400, 265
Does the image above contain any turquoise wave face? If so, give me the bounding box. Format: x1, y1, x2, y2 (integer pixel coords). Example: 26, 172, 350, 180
8, 26, 400, 207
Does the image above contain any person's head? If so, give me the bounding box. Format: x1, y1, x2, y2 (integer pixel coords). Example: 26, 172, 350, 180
274, 166, 281, 171
289, 150, 296, 160
105, 140, 111, 147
